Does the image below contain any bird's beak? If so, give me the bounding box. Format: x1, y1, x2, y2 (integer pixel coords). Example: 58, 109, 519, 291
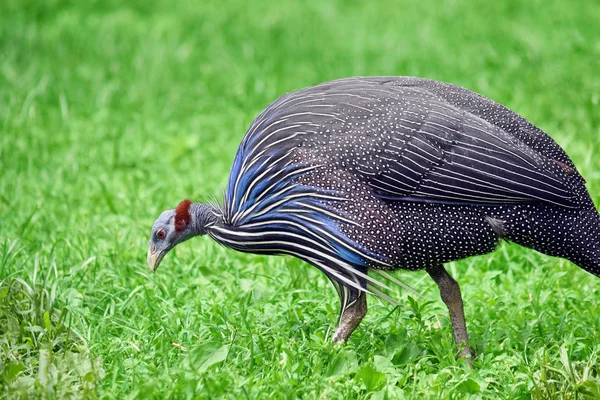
147, 243, 166, 273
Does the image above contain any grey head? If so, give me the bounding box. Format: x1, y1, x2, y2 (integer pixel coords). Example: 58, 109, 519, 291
147, 199, 218, 272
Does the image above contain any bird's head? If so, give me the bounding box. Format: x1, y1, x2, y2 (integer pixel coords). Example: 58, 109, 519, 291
147, 199, 218, 272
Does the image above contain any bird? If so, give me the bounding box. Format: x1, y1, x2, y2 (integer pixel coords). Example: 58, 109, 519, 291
147, 76, 599, 367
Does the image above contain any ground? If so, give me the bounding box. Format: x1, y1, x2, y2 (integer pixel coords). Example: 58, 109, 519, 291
1, 0, 600, 398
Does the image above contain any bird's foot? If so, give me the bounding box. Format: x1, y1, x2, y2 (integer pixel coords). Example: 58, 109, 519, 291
332, 325, 351, 343
457, 346, 474, 369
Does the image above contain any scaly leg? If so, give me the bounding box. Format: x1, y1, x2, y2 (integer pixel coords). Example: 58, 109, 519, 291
427, 264, 473, 368
332, 287, 367, 343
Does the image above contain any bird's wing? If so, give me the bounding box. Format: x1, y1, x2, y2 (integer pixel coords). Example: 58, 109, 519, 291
376, 76, 577, 167
362, 97, 577, 207
232, 77, 579, 210
292, 78, 579, 207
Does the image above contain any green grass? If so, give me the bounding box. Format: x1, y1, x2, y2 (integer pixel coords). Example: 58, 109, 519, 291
1, 0, 600, 398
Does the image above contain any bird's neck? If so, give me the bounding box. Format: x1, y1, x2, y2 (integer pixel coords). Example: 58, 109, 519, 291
190, 202, 223, 236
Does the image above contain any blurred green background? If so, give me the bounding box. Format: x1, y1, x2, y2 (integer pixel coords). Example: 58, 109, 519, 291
1, 0, 600, 398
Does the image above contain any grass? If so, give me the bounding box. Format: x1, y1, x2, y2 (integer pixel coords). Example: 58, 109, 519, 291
1, 0, 600, 398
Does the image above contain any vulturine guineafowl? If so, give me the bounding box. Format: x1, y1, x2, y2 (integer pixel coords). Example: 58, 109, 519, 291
148, 77, 599, 366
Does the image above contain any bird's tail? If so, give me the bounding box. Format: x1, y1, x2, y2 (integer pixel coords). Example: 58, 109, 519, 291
501, 206, 600, 278
569, 210, 600, 278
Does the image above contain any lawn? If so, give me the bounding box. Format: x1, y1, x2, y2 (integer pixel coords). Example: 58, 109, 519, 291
1, 0, 600, 398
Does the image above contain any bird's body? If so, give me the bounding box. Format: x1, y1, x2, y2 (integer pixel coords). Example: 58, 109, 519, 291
148, 77, 599, 366
212, 77, 599, 282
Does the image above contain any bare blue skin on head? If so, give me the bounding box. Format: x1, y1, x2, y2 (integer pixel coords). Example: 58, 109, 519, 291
147, 204, 219, 271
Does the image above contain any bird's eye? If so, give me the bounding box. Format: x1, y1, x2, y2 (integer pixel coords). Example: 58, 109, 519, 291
156, 230, 166, 240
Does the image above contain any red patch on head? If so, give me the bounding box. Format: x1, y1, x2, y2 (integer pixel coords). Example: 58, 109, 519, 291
174, 199, 192, 232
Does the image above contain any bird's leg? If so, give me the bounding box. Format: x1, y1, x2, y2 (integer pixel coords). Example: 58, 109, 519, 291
332, 289, 367, 343
427, 264, 473, 368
